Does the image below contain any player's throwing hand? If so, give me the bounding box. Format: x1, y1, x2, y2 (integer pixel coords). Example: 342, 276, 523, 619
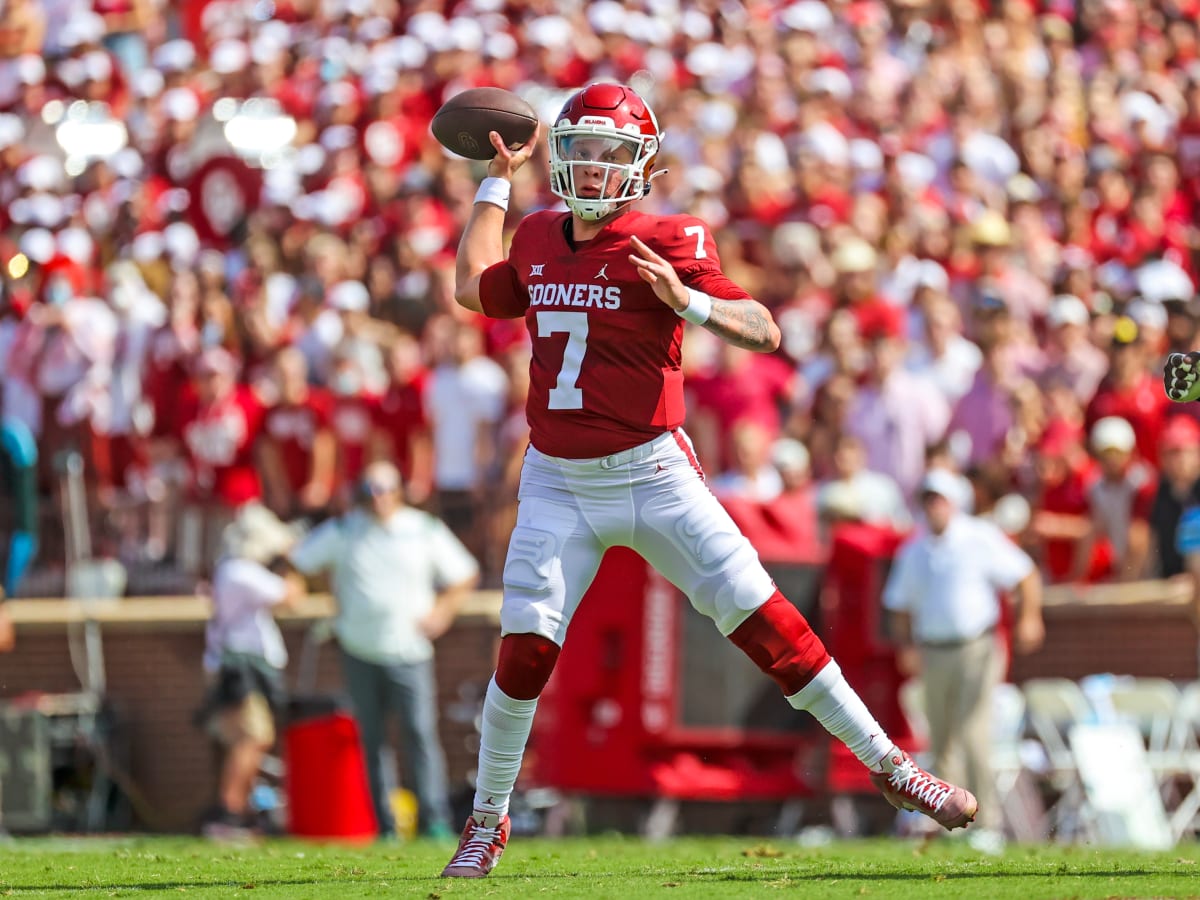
486, 123, 540, 180
1165, 351, 1200, 402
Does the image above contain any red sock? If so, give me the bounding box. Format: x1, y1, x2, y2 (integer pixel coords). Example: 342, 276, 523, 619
494, 633, 561, 700
726, 591, 831, 695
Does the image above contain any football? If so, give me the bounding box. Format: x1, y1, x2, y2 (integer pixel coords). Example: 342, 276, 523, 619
431, 87, 539, 160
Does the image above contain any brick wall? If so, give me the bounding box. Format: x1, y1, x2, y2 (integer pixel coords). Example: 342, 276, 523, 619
0, 601, 500, 832
1, 592, 1196, 831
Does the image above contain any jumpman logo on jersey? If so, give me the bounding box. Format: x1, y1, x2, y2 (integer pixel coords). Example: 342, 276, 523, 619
530, 264, 545, 277
595, 264, 609, 280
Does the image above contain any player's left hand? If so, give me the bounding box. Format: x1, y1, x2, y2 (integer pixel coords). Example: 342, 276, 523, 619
1165, 352, 1200, 402
629, 235, 689, 312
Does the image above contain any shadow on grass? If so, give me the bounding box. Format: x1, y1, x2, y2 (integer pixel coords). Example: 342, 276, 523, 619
2, 868, 1177, 892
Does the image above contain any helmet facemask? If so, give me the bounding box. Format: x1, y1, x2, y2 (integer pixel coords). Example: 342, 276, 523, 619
549, 122, 660, 221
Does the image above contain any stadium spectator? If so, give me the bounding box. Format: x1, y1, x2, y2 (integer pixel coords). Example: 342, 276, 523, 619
424, 317, 507, 566
1150, 416, 1200, 578
258, 347, 335, 522
817, 432, 910, 531
372, 332, 432, 507
845, 307, 949, 500
711, 420, 785, 503
287, 461, 478, 841
883, 467, 1045, 853
168, 347, 264, 575
1074, 416, 1156, 581
198, 505, 300, 838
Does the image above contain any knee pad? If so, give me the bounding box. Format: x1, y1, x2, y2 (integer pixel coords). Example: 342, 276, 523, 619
495, 633, 561, 700
690, 539, 777, 635
727, 592, 831, 695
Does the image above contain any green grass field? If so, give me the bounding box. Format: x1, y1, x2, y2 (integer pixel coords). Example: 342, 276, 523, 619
0, 835, 1197, 899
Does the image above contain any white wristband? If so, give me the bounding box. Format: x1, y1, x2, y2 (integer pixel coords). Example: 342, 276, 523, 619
474, 177, 511, 211
677, 288, 712, 325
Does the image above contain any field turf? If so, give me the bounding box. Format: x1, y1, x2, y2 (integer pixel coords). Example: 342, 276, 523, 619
0, 835, 1197, 898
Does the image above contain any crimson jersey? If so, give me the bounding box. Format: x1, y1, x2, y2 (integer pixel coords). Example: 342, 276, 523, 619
178, 386, 264, 507
479, 210, 751, 458
262, 389, 334, 493
332, 392, 379, 487
374, 374, 428, 482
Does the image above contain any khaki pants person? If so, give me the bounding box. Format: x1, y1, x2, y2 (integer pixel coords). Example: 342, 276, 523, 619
919, 632, 1004, 832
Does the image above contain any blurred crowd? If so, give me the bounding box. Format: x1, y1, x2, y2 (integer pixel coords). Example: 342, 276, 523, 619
1, 0, 1200, 592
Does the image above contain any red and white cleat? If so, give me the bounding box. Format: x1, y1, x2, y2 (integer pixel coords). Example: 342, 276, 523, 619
870, 752, 978, 831
440, 814, 511, 878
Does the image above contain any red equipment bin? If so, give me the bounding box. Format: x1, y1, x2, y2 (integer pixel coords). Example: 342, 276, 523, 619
283, 712, 377, 841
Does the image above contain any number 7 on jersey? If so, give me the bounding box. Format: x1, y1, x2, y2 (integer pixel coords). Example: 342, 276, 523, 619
537, 311, 589, 410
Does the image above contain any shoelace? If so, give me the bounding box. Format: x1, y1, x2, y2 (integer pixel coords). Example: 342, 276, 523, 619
888, 761, 952, 812
449, 823, 501, 868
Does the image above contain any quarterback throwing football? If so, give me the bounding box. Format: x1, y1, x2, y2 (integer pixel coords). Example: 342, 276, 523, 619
442, 83, 976, 878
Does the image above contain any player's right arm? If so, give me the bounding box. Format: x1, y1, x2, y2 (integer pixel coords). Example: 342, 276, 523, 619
454, 125, 540, 314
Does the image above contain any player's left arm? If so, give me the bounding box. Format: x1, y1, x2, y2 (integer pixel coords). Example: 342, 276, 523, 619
629, 234, 781, 353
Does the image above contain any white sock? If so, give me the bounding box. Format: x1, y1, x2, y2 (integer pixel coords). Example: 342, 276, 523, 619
787, 660, 898, 772
472, 677, 538, 826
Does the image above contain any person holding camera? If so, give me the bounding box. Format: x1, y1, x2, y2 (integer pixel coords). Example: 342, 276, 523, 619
287, 460, 478, 839
199, 504, 302, 838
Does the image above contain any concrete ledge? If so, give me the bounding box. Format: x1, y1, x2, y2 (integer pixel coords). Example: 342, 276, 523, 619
4, 590, 504, 631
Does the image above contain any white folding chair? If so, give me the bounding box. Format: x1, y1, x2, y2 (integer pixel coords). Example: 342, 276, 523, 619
1069, 721, 1174, 849
1107, 678, 1185, 785
1022, 678, 1095, 841
1167, 681, 1200, 839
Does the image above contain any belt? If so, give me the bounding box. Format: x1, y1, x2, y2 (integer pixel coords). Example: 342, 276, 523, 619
918, 627, 996, 649
597, 431, 677, 470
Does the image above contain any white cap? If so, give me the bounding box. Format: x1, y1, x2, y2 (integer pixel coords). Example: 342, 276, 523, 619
919, 468, 971, 510
319, 124, 358, 152
915, 260, 949, 293
133, 68, 165, 99
153, 39, 197, 73
801, 122, 849, 166
771, 438, 810, 472
83, 50, 114, 82
318, 81, 358, 110
384, 35, 428, 70
164, 222, 200, 267
1047, 294, 1089, 328
58, 227, 95, 265
329, 280, 369, 312
162, 87, 200, 122
1091, 416, 1136, 453
18, 228, 57, 264
896, 152, 937, 191
780, 1, 833, 33
446, 17, 484, 52
209, 39, 250, 75
831, 237, 878, 274
16, 54, 46, 86
807, 67, 852, 101
17, 156, 64, 192
771, 221, 820, 268
1127, 298, 1167, 332
850, 138, 883, 172
131, 231, 166, 263
0, 113, 26, 151
60, 11, 106, 48
1136, 259, 1194, 304
587, 0, 627, 34
29, 194, 67, 227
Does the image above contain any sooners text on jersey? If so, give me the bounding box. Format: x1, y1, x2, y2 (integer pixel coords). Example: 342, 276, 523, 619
478, 210, 750, 458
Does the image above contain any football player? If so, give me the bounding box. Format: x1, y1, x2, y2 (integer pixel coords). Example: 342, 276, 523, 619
441, 83, 977, 878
